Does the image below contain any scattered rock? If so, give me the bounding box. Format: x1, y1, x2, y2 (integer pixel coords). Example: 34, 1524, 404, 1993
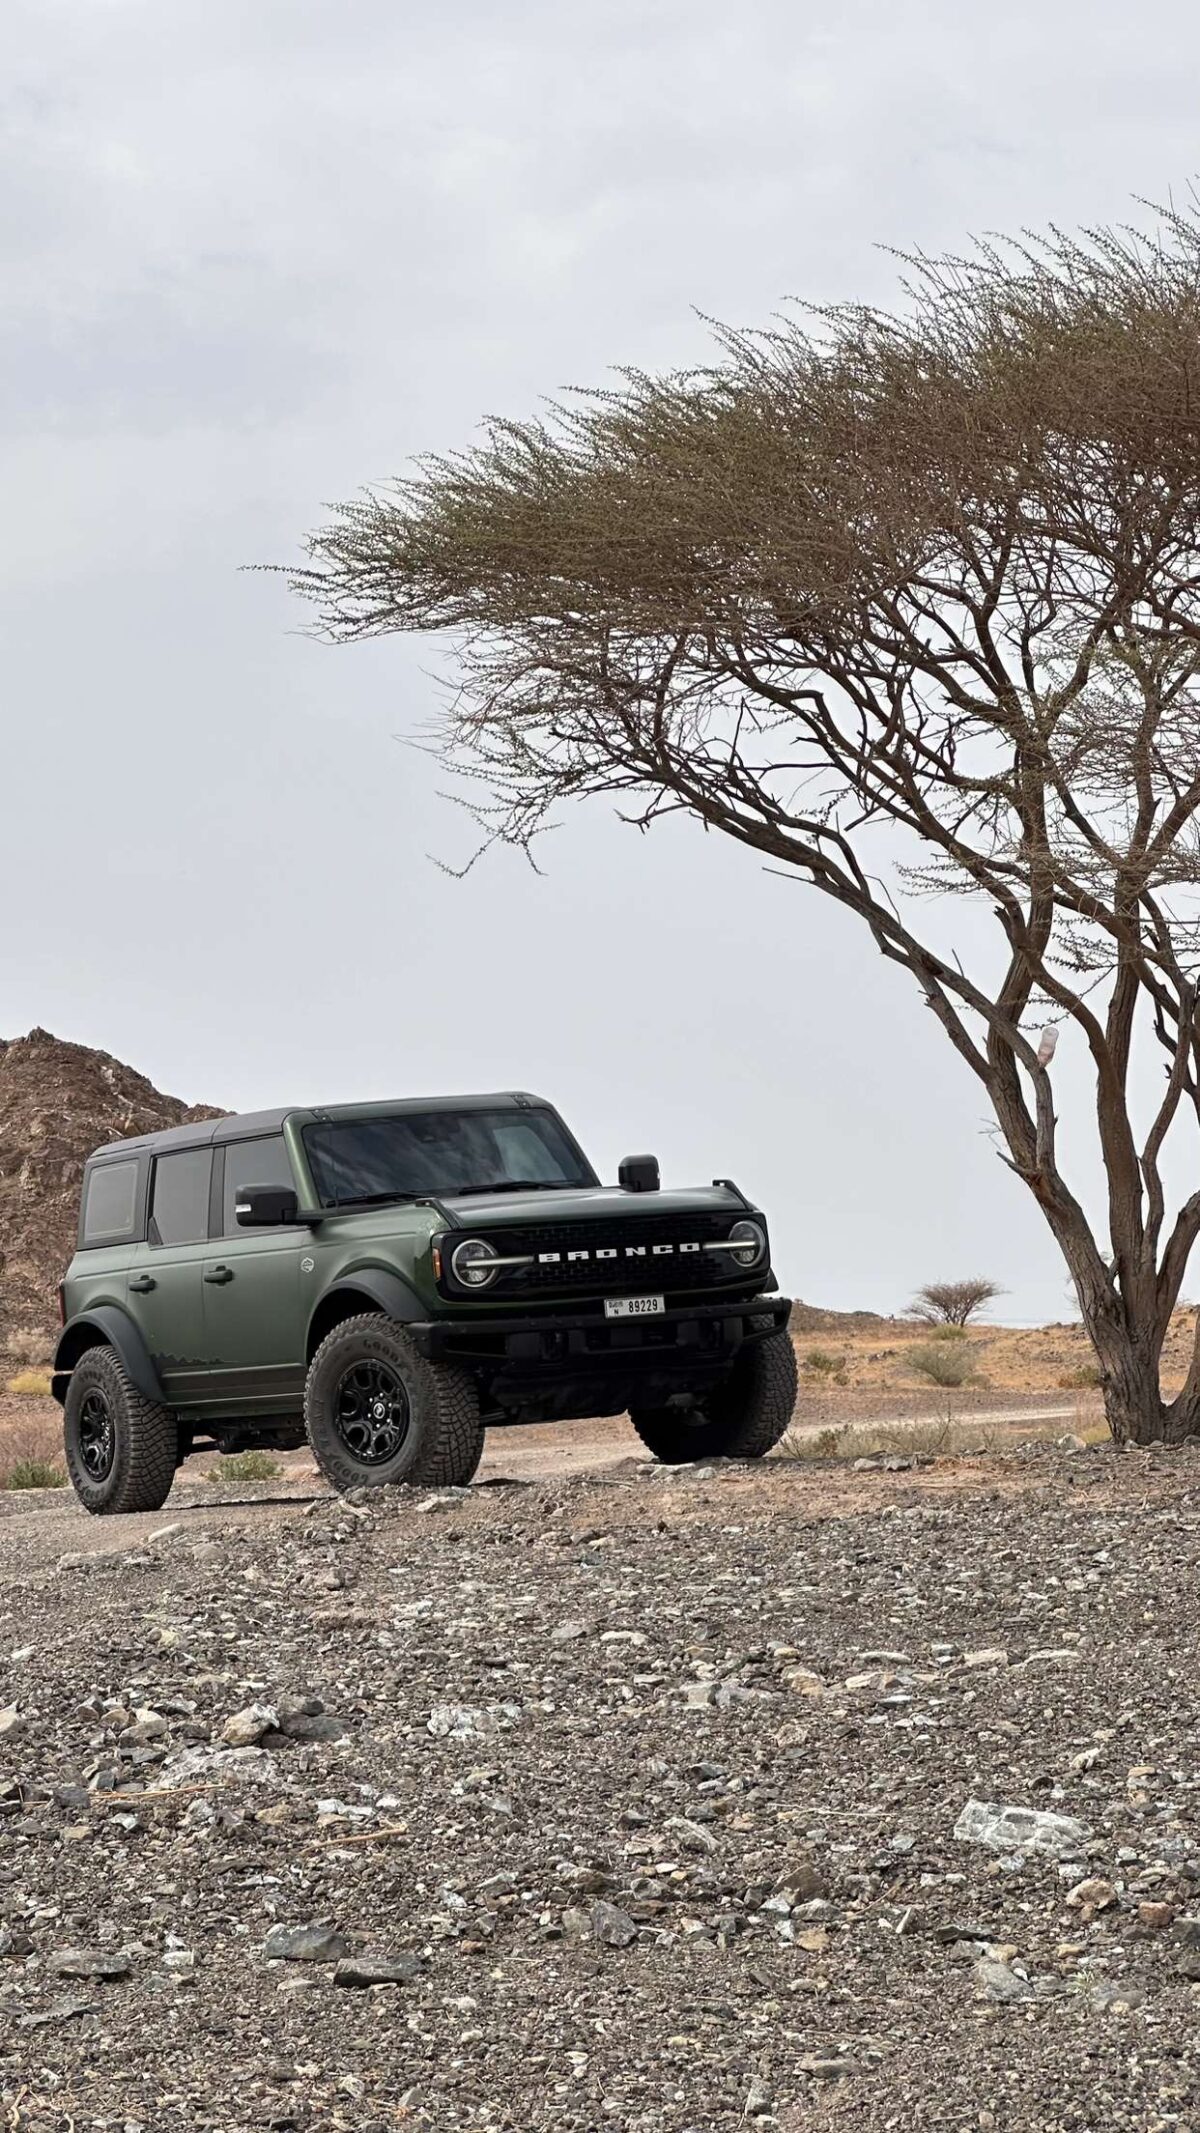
783, 1667, 825, 1697
220, 1702, 279, 1747
426, 1702, 519, 1737
48, 1948, 132, 1981
953, 1798, 1091, 1859
333, 1953, 424, 1988
1066, 1877, 1118, 1917
974, 1958, 1038, 2004
276, 1699, 347, 1743
263, 1922, 350, 1963
1090, 1983, 1147, 2014
590, 1901, 638, 1948
19, 1995, 100, 2030
158, 1744, 281, 1788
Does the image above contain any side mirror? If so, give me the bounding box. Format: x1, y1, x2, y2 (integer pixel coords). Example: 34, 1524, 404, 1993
236, 1185, 300, 1228
618, 1153, 660, 1194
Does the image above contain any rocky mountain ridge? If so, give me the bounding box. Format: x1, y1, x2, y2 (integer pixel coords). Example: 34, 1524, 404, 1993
0, 1027, 219, 1349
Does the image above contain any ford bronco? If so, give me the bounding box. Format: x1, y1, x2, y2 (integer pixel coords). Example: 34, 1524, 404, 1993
53, 1093, 795, 1512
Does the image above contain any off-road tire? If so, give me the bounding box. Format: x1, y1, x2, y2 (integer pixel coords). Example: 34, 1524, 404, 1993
304, 1314, 484, 1494
629, 1327, 797, 1465
63, 1344, 178, 1515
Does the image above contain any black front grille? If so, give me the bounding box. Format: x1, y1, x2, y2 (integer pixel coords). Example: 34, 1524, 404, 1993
459, 1208, 755, 1300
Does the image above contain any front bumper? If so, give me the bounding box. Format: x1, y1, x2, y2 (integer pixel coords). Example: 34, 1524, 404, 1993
410, 1293, 791, 1373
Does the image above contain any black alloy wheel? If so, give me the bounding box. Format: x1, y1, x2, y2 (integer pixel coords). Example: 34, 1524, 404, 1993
62, 1344, 178, 1515
332, 1358, 412, 1465
303, 1314, 485, 1493
77, 1387, 115, 1480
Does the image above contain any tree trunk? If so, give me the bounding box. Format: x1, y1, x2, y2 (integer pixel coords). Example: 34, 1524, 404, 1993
1081, 1313, 1200, 1446
1097, 1346, 1170, 1446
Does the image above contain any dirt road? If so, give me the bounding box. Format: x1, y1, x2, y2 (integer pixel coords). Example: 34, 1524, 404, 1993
0, 1412, 637, 1567
0, 1399, 1093, 1572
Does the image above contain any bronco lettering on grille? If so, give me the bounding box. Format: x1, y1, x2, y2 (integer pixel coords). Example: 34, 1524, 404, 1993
535, 1241, 707, 1264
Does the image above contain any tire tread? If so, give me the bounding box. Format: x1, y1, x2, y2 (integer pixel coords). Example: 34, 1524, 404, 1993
305, 1315, 484, 1493
629, 1327, 797, 1464
64, 1346, 178, 1515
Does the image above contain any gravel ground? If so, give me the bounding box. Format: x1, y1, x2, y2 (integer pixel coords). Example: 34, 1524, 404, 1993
4, 1441, 1200, 2130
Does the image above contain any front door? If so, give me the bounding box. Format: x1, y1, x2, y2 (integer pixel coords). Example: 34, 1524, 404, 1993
126, 1146, 214, 1410
201, 1134, 308, 1413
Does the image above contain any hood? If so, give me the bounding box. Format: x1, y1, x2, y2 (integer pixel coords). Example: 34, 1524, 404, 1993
434, 1182, 752, 1228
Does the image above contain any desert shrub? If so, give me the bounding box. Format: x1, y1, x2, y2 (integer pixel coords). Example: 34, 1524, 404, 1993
0, 1410, 63, 1487
803, 1349, 844, 1378
210, 1450, 281, 1485
6, 1370, 52, 1397
1058, 1363, 1103, 1389
3, 1458, 66, 1490
908, 1342, 976, 1389
924, 1323, 968, 1341
5, 1328, 53, 1367
782, 1425, 845, 1460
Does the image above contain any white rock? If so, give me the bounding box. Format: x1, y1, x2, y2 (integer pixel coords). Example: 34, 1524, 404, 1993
158, 1744, 281, 1789
954, 1797, 1091, 1859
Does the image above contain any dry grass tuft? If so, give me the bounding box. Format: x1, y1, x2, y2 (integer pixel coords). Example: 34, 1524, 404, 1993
781, 1408, 1112, 1464
209, 1450, 281, 1485
4, 1458, 66, 1490
6, 1370, 53, 1397
0, 1407, 65, 1489
4, 1326, 54, 1368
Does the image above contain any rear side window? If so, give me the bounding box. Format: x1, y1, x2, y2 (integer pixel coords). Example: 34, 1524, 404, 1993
81, 1160, 140, 1245
222, 1135, 296, 1234
149, 1149, 212, 1248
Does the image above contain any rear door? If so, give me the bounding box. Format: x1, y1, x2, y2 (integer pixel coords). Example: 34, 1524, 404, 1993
201, 1134, 308, 1412
125, 1148, 213, 1408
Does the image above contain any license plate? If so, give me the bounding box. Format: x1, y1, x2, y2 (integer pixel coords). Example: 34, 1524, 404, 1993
604, 1294, 665, 1320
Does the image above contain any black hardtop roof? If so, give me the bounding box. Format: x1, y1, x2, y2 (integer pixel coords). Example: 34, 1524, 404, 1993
87, 1092, 550, 1164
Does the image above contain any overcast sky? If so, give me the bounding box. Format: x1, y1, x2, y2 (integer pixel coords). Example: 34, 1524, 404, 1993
4, 0, 1200, 1320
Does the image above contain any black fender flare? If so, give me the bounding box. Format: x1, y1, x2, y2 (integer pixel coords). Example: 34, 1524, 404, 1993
52, 1307, 166, 1410
306, 1269, 426, 1362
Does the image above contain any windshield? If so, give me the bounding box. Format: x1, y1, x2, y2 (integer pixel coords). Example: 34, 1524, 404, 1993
302, 1108, 594, 1208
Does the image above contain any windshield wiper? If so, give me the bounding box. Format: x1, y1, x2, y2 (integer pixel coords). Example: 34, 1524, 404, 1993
451, 1179, 568, 1196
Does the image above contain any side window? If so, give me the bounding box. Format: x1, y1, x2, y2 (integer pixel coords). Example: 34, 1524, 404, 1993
82, 1159, 140, 1245
149, 1149, 212, 1248
223, 1136, 297, 1235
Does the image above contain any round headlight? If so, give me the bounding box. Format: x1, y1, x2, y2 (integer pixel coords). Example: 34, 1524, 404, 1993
451, 1237, 499, 1288
728, 1219, 766, 1268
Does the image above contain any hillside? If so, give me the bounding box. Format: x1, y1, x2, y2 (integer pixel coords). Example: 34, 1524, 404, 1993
0, 1027, 219, 1349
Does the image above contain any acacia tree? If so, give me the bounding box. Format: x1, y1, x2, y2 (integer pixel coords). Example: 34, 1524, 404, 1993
910, 1280, 1003, 1328
292, 211, 1200, 1447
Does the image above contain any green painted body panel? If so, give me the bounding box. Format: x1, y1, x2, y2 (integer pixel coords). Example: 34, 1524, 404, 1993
125, 1240, 209, 1404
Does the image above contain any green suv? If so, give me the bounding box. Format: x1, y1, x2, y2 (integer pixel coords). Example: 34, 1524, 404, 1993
53, 1093, 795, 1513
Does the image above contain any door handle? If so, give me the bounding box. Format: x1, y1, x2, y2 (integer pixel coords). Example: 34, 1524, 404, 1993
129, 1275, 156, 1294
204, 1265, 235, 1286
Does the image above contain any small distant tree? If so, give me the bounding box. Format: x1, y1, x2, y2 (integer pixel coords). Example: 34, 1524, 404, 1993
290, 205, 1200, 1448
910, 1279, 1004, 1328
